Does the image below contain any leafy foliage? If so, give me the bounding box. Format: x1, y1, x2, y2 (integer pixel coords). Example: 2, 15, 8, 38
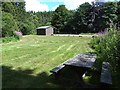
63, 1, 119, 34
2, 1, 119, 36
51, 5, 70, 33
2, 36, 20, 43
2, 1, 53, 37
90, 29, 120, 71
2, 12, 18, 37
72, 2, 93, 33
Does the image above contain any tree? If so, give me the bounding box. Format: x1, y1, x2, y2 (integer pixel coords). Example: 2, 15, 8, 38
62, 10, 76, 34
0, 5, 2, 37
51, 5, 69, 33
20, 20, 36, 35
101, 2, 118, 29
75, 2, 93, 33
91, 2, 118, 32
66, 2, 93, 33
2, 2, 16, 15
13, 1, 26, 31
35, 11, 53, 26
20, 12, 37, 35
2, 12, 18, 37
117, 1, 120, 29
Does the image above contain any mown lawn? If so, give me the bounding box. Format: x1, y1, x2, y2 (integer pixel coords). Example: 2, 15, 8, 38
1, 35, 93, 88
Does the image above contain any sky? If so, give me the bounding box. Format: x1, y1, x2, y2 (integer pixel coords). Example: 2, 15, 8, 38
24, 0, 119, 12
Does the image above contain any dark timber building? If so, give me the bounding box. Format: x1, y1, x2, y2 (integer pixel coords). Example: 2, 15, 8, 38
36, 26, 54, 36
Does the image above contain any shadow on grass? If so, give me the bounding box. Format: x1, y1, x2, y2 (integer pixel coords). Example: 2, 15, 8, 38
2, 65, 60, 88
2, 65, 89, 89
2, 63, 117, 89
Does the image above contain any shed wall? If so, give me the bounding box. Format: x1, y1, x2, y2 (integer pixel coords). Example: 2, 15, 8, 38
46, 27, 53, 36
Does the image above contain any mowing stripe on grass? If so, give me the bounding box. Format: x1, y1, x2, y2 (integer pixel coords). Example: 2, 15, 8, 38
66, 44, 76, 51
51, 44, 66, 53
10, 54, 31, 61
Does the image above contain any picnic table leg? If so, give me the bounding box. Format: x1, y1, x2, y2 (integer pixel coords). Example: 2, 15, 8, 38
78, 68, 90, 88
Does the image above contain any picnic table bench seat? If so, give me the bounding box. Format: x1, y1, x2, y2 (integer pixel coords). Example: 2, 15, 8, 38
50, 58, 73, 74
100, 62, 112, 85
50, 64, 65, 74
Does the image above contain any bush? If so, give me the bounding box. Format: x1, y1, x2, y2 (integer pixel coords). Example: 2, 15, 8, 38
14, 31, 22, 40
2, 31, 22, 43
90, 28, 120, 71
2, 37, 18, 43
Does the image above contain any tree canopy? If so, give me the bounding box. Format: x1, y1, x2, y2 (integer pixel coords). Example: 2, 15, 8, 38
2, 1, 53, 37
2, 1, 120, 37
51, 5, 70, 33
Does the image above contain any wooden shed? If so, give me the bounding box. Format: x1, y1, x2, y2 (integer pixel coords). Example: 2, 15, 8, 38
36, 26, 54, 36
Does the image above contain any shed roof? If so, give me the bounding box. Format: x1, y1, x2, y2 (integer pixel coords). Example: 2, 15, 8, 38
36, 26, 52, 30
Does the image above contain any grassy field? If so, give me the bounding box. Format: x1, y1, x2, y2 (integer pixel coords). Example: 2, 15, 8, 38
1, 35, 93, 88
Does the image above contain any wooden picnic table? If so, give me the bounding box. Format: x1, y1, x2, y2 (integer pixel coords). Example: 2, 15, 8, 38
63, 53, 96, 68
62, 53, 97, 87
50, 53, 97, 87
50, 53, 112, 87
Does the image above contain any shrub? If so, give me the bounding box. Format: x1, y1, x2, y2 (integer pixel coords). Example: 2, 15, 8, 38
90, 28, 120, 71
14, 31, 23, 40
2, 37, 18, 43
2, 31, 22, 43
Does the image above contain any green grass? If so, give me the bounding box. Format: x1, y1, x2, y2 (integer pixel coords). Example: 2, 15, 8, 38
1, 35, 93, 88
2, 36, 20, 43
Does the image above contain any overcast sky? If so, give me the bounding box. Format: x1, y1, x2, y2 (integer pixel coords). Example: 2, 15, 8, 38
24, 0, 119, 12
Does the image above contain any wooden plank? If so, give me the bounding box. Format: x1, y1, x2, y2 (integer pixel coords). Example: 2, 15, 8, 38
50, 58, 73, 74
100, 62, 112, 85
63, 53, 96, 68
50, 64, 65, 73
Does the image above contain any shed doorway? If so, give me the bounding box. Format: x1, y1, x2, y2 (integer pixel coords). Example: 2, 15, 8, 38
37, 29, 45, 35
